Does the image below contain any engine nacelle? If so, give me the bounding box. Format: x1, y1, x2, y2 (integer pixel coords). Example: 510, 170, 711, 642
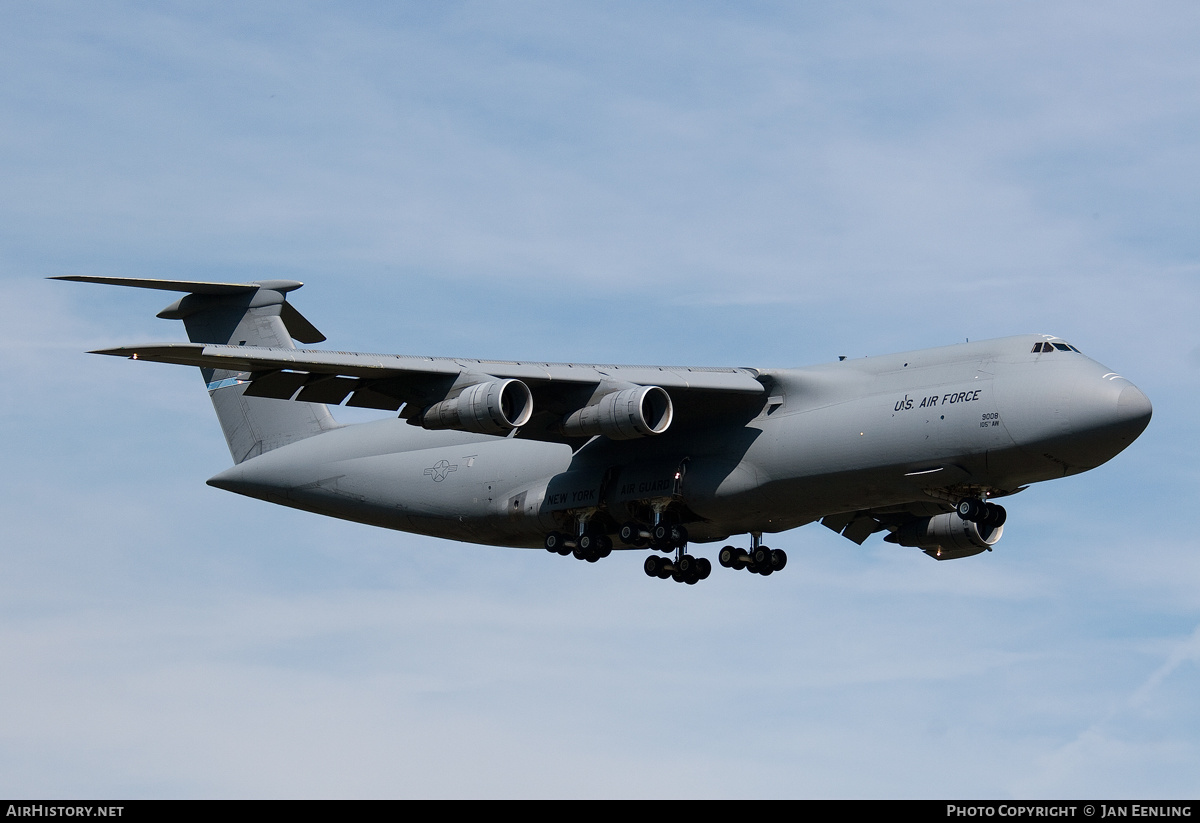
560, 386, 673, 440
422, 379, 534, 434
892, 512, 1004, 560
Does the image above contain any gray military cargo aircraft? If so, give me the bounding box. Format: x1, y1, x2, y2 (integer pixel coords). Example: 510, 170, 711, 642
57, 275, 1152, 584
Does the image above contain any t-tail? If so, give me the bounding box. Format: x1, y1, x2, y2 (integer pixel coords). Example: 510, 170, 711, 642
53, 276, 338, 463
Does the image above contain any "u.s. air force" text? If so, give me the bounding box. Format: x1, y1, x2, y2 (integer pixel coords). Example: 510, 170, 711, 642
895, 389, 982, 412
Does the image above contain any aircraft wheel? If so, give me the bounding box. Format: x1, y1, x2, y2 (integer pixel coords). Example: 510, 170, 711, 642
718, 546, 736, 568
619, 522, 642, 546
670, 524, 689, 547
696, 557, 712, 580
957, 499, 983, 521
595, 534, 613, 558
545, 531, 565, 553
752, 546, 772, 567
652, 525, 672, 551
982, 503, 1007, 527
771, 549, 788, 571
644, 555, 663, 577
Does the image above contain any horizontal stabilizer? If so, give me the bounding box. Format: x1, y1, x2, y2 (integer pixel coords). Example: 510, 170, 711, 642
50, 275, 294, 295
52, 275, 325, 343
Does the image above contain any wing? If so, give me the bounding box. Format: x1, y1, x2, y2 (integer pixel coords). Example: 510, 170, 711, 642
92, 342, 768, 443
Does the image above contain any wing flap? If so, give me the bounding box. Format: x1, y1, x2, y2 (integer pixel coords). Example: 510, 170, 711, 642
295, 375, 360, 404
345, 385, 405, 411
242, 370, 309, 400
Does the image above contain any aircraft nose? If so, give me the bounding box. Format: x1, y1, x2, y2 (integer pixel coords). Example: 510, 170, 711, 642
1116, 383, 1153, 428
1065, 376, 1152, 470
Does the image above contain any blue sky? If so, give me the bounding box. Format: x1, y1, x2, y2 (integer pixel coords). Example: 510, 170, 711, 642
1, 2, 1197, 798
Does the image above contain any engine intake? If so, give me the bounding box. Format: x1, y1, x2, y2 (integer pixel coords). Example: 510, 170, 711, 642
892, 512, 1003, 560
422, 379, 534, 434
561, 386, 673, 440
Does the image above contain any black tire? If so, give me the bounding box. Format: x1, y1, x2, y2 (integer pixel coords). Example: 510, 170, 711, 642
771, 548, 788, 571
545, 531, 564, 553
596, 535, 613, 558
652, 523, 670, 544
619, 522, 641, 545
753, 546, 771, 567
644, 555, 662, 577
957, 499, 982, 521
718, 546, 736, 568
696, 557, 712, 580
670, 524, 689, 546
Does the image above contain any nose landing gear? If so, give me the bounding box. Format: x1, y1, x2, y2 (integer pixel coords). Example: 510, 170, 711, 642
955, 498, 1007, 527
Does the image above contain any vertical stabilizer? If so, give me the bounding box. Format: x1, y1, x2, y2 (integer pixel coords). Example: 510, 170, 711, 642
55, 276, 338, 463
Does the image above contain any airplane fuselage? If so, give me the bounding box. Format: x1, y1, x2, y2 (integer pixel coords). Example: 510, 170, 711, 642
208, 333, 1151, 552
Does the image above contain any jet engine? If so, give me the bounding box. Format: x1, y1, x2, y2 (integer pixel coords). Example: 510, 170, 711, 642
560, 385, 673, 440
421, 379, 534, 434
889, 512, 1004, 560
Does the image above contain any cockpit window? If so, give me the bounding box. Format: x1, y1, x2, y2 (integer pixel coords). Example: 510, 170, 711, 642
1032, 341, 1083, 353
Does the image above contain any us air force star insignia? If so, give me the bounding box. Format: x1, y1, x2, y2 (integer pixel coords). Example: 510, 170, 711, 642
423, 459, 458, 482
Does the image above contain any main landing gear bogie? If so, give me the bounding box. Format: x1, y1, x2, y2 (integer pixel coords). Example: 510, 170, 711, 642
619, 520, 688, 552
545, 529, 612, 563
718, 544, 787, 576
643, 553, 711, 585
551, 521, 788, 584
625, 517, 713, 585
